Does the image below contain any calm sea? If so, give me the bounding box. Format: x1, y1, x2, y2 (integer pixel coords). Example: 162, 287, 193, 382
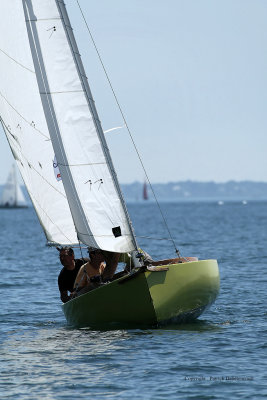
0, 201, 266, 399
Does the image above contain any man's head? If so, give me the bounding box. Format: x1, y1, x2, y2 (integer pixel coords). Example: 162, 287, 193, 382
58, 247, 74, 268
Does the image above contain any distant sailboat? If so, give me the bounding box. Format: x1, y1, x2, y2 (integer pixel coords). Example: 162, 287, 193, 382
143, 181, 148, 200
0, 164, 27, 208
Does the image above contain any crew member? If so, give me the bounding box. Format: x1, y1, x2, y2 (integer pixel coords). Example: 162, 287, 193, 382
57, 247, 88, 303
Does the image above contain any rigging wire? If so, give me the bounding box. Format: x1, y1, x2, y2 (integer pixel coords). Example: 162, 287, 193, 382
78, 240, 86, 261
0, 90, 50, 140
75, 0, 180, 256
0, 48, 35, 74
0, 117, 68, 198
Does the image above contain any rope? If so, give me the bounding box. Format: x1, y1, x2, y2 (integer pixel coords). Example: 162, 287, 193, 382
0, 48, 35, 74
78, 240, 85, 261
0, 90, 50, 140
75, 0, 180, 256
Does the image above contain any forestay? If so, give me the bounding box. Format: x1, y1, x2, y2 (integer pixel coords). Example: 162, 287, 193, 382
0, 0, 136, 252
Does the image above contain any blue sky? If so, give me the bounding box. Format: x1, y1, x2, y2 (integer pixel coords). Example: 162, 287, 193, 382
1, 0, 267, 184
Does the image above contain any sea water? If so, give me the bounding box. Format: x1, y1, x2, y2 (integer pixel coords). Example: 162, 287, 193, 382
0, 202, 266, 399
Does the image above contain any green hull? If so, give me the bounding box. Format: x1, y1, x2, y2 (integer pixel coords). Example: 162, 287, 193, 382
62, 260, 220, 328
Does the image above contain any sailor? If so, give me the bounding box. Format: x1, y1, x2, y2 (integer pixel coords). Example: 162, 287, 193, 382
57, 247, 88, 303
73, 249, 121, 294
73, 249, 106, 294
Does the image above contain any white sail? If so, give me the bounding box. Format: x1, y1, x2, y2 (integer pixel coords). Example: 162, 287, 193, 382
0, 164, 27, 207
0, 0, 137, 252
0, 166, 16, 207
16, 183, 27, 206
0, 1, 77, 244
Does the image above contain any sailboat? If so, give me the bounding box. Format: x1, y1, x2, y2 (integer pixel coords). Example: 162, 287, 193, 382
143, 181, 148, 200
0, 1, 219, 328
0, 164, 27, 208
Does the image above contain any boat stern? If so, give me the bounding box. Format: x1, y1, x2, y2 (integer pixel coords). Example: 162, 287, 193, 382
145, 259, 220, 324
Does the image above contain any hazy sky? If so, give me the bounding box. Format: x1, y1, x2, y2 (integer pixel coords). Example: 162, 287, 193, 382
1, 0, 267, 184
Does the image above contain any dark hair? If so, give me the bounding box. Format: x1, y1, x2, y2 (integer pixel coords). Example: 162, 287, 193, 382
57, 246, 74, 256
87, 247, 102, 255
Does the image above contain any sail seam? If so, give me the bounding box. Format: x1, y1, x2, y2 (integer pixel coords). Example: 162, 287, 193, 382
40, 90, 83, 94
0, 48, 35, 74
58, 162, 106, 167
25, 18, 61, 22
76, 232, 132, 238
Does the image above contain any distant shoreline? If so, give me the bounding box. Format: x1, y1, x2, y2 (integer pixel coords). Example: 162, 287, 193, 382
1, 180, 267, 203
121, 180, 267, 202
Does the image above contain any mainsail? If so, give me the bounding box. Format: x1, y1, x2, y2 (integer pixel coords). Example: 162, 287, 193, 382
0, 0, 137, 252
0, 164, 27, 208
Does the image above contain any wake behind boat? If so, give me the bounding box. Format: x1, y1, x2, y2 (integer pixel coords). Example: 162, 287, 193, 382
0, 0, 219, 328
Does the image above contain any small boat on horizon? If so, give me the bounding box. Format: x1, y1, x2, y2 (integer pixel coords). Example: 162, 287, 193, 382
0, 164, 27, 209
143, 181, 148, 200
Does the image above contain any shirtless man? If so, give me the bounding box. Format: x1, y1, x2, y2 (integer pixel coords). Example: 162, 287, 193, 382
73, 249, 121, 294
73, 249, 106, 293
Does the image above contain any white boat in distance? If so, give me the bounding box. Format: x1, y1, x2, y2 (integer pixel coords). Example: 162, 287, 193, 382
0, 164, 27, 208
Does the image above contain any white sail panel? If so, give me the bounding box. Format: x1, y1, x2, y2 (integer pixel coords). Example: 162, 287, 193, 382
0, 1, 78, 244
16, 184, 27, 206
23, 0, 136, 252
